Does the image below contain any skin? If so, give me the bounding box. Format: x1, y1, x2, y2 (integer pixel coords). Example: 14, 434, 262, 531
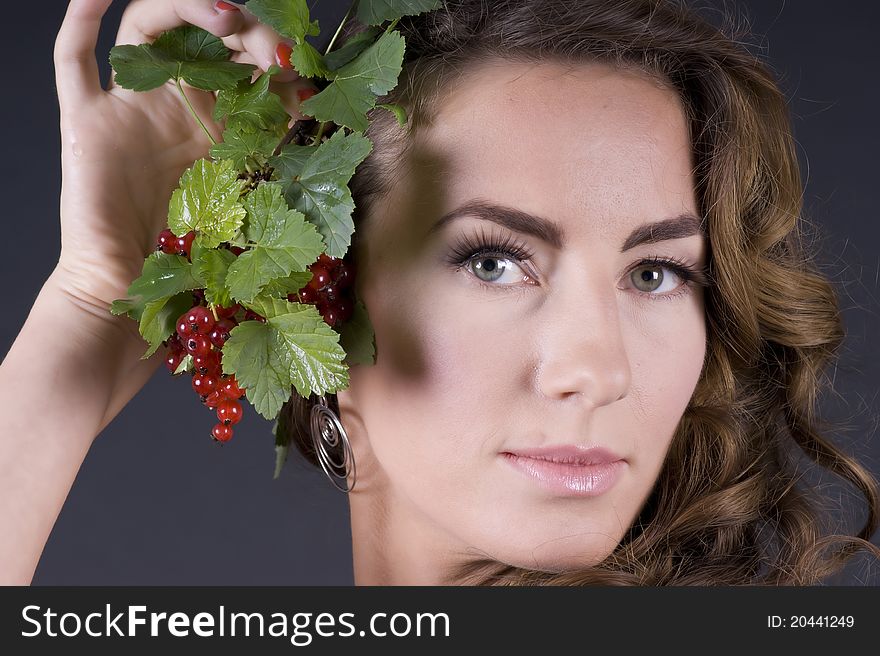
336, 59, 709, 585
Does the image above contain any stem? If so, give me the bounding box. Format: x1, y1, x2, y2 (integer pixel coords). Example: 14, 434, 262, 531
175, 78, 216, 146
312, 122, 328, 146
209, 303, 219, 322
324, 0, 358, 56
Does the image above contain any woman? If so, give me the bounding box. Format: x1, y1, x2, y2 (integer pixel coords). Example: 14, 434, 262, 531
1, 0, 877, 585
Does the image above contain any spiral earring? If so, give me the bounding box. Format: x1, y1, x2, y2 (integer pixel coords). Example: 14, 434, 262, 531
310, 395, 357, 492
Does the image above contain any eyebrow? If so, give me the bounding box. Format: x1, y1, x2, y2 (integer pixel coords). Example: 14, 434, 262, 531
428, 199, 706, 252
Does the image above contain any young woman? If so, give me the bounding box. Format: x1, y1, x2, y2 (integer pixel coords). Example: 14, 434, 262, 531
1, 0, 877, 585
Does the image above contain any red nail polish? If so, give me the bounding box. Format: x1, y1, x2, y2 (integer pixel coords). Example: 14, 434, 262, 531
214, 1, 241, 12
297, 88, 317, 103
275, 42, 294, 70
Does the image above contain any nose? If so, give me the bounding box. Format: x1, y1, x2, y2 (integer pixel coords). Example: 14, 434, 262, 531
534, 281, 631, 407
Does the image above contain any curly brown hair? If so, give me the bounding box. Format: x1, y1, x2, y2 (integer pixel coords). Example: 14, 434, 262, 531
276, 0, 880, 585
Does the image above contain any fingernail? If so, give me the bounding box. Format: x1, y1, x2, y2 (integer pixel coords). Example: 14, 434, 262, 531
297, 88, 317, 103
275, 42, 294, 70
214, 1, 241, 13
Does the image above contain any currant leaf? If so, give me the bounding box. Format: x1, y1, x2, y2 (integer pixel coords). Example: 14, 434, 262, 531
210, 126, 280, 170
225, 183, 324, 303
109, 25, 255, 91
138, 292, 194, 359
299, 30, 405, 131
212, 66, 290, 133
192, 247, 237, 308
356, 0, 443, 26
279, 130, 373, 258
245, 0, 319, 43
167, 159, 248, 248
110, 253, 200, 320
324, 26, 381, 71
290, 41, 332, 79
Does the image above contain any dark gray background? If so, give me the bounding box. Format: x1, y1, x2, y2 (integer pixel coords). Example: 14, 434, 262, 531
3, 0, 878, 584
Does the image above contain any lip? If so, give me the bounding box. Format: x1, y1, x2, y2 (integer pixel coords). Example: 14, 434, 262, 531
500, 446, 626, 497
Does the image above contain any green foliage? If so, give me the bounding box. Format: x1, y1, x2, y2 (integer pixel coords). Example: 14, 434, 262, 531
357, 0, 443, 26
213, 66, 290, 133
109, 25, 255, 91
245, 0, 319, 44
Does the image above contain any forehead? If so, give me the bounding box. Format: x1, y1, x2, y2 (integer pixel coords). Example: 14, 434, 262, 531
411, 58, 696, 243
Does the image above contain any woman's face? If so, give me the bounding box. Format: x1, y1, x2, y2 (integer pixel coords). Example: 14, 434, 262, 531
337, 59, 708, 574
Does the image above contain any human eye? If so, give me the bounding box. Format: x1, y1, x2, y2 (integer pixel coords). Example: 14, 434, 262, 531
444, 227, 539, 288
625, 255, 711, 301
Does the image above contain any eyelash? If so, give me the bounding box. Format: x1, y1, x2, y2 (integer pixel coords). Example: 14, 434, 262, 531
445, 229, 712, 301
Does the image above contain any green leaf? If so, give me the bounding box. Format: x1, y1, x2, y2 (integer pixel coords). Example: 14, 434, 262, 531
339, 299, 376, 366
245, 0, 319, 43
260, 271, 313, 298
290, 40, 332, 79
192, 247, 237, 308
299, 30, 405, 132
225, 183, 324, 303
356, 0, 443, 26
213, 66, 290, 133
210, 126, 279, 170
109, 25, 255, 92
268, 144, 319, 181
174, 353, 194, 376
138, 292, 194, 359
110, 252, 200, 320
167, 159, 248, 248
221, 302, 348, 420
280, 130, 373, 258
324, 26, 381, 71
377, 102, 407, 127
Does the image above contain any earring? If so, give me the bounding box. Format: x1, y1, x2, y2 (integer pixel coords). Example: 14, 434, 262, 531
310, 395, 357, 492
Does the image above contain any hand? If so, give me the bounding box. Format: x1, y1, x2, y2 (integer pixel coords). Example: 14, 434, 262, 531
53, 0, 316, 308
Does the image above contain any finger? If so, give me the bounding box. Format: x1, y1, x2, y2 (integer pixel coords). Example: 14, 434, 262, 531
221, 3, 301, 83
114, 0, 245, 46
54, 0, 115, 112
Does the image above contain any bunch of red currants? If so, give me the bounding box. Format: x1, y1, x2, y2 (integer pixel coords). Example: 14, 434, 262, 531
155, 228, 357, 444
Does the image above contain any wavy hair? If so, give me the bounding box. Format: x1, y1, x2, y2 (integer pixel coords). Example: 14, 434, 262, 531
277, 0, 880, 585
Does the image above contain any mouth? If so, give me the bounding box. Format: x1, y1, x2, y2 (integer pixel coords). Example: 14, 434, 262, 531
500, 446, 626, 497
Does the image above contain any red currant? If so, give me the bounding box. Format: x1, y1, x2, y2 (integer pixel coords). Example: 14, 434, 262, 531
156, 228, 177, 254
307, 265, 331, 290
216, 304, 240, 319
296, 286, 317, 304
192, 373, 219, 397
336, 297, 354, 324
219, 375, 245, 400
165, 348, 185, 374
229, 245, 245, 256
185, 306, 215, 335
203, 390, 225, 408
176, 230, 197, 259
316, 253, 338, 271
320, 304, 340, 328
209, 318, 236, 348
176, 314, 194, 339
333, 261, 354, 290
193, 350, 221, 375
185, 335, 213, 357
243, 310, 266, 323
212, 423, 234, 443
217, 399, 243, 426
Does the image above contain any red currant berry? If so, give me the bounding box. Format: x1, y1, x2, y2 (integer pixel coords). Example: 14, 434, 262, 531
217, 399, 243, 426
243, 310, 266, 323
336, 297, 354, 324
333, 261, 354, 290
229, 245, 245, 256
212, 423, 234, 443
216, 304, 240, 319
185, 306, 215, 335
192, 373, 219, 397
204, 390, 225, 408
175, 230, 197, 259
219, 375, 245, 400
165, 348, 185, 374
156, 228, 177, 254
185, 335, 213, 357
321, 304, 340, 328
176, 313, 195, 339
319, 283, 340, 303
316, 253, 338, 271
307, 265, 331, 290
296, 286, 317, 304
209, 318, 236, 348
193, 350, 221, 375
